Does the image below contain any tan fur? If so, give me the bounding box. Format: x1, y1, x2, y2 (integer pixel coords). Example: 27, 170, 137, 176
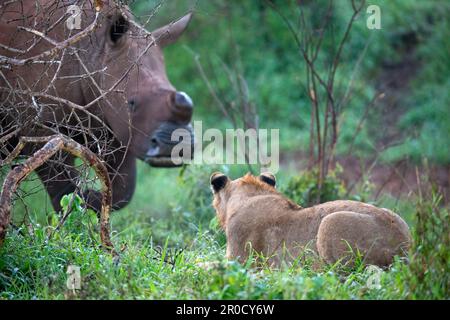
211, 173, 412, 268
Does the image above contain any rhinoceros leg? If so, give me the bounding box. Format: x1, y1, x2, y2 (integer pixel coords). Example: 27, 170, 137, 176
35, 153, 78, 212
83, 151, 137, 213
36, 149, 136, 213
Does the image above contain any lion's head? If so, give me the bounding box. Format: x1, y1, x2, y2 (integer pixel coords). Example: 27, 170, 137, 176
210, 172, 297, 228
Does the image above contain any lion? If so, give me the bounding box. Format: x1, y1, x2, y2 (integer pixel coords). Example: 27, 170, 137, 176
210, 172, 412, 268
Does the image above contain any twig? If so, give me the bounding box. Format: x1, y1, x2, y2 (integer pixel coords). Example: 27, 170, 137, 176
0, 135, 116, 255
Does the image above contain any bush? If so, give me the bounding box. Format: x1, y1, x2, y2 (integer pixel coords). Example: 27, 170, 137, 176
282, 167, 347, 207
403, 194, 450, 299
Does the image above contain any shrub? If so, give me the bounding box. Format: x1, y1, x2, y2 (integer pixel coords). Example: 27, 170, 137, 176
282, 166, 347, 206
403, 194, 450, 299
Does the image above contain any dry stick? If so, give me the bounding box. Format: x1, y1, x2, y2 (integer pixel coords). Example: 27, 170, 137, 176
266, 0, 330, 202
312, 76, 323, 203
266, 0, 333, 105
312, 1, 333, 183
272, 0, 364, 203
0, 5, 77, 65
3, 4, 183, 157
306, 1, 333, 169
0, 135, 116, 255
374, 162, 401, 201
0, 87, 111, 131
311, 0, 333, 64
337, 33, 374, 112
324, 0, 365, 178
0, 12, 100, 68
349, 140, 418, 201
347, 92, 384, 156
0, 1, 21, 10
0, 126, 20, 146
307, 68, 315, 168
193, 54, 234, 124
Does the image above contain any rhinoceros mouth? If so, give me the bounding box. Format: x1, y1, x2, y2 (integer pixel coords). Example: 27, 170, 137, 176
142, 121, 194, 167
145, 156, 185, 167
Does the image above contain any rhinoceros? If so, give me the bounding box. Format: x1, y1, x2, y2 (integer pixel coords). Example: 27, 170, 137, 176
0, 1, 195, 212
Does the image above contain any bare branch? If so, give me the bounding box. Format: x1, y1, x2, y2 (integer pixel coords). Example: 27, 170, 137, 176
0, 135, 116, 254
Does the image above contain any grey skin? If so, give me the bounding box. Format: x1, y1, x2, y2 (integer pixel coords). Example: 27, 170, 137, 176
0, 1, 195, 212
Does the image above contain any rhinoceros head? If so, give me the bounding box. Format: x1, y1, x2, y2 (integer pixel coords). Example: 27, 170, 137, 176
81, 5, 194, 167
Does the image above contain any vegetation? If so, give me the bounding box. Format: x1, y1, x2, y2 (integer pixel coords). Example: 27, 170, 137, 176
0, 164, 448, 299
143, 0, 450, 164
1, 0, 449, 299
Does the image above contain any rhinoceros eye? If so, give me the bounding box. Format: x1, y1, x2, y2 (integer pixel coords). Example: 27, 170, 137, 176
128, 99, 137, 112
110, 15, 129, 43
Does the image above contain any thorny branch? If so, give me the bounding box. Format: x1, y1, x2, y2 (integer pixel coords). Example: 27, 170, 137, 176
0, 0, 171, 252
267, 0, 366, 202
0, 135, 115, 255
0, 12, 100, 69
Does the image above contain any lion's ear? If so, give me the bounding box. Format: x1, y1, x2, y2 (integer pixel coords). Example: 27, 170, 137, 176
259, 172, 276, 187
210, 172, 229, 193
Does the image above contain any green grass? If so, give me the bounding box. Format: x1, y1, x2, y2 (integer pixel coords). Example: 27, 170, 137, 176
1, 1, 449, 300
1, 164, 448, 300
0, 232, 408, 299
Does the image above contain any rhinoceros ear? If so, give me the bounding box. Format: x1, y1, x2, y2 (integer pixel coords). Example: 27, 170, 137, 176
152, 12, 193, 47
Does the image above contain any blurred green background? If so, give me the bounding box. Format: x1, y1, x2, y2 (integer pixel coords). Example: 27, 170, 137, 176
131, 0, 450, 163
1, 0, 449, 300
